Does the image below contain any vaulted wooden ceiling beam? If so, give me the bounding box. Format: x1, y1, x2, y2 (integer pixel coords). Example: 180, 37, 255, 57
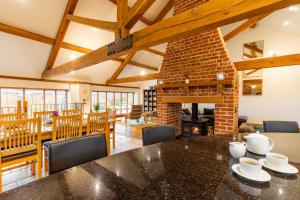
0, 22, 90, 54
109, 52, 136, 81
43, 0, 78, 72
152, 0, 173, 24
235, 53, 300, 71
143, 47, 165, 56
117, 0, 129, 38
108, 53, 300, 84
106, 73, 158, 84
66, 14, 117, 32
125, 0, 155, 29
0, 21, 159, 72
108, 0, 152, 26
112, 57, 159, 71
223, 12, 271, 41
42, 0, 300, 79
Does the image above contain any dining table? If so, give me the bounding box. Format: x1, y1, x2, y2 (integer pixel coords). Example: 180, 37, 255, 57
0, 132, 299, 199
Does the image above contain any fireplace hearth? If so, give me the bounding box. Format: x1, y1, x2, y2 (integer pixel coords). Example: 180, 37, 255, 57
181, 103, 209, 137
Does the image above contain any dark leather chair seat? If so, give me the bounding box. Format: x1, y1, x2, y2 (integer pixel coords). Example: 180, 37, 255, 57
142, 125, 176, 146
263, 121, 299, 133
47, 134, 107, 175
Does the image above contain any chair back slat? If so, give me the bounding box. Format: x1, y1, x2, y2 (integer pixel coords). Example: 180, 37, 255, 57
0, 118, 41, 157
87, 112, 108, 135
62, 109, 82, 116
0, 113, 27, 121
52, 115, 82, 143
33, 111, 53, 122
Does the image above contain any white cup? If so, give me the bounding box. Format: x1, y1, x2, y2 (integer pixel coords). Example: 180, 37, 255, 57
229, 142, 246, 159
239, 157, 262, 177
266, 152, 288, 170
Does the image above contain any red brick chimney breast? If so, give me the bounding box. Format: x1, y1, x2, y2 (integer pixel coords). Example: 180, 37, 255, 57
157, 0, 239, 135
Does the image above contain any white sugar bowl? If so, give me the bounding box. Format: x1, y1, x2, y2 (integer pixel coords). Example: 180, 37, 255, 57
229, 142, 247, 159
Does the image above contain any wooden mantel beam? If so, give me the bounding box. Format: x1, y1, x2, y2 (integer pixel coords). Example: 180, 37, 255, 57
235, 53, 300, 71
106, 73, 158, 84
125, 0, 155, 29
42, 0, 300, 78
66, 14, 117, 32
43, 0, 78, 72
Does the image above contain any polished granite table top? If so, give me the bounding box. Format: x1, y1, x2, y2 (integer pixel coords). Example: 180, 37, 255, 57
0, 134, 299, 200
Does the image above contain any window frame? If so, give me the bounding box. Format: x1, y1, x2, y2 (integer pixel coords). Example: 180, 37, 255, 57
91, 91, 136, 115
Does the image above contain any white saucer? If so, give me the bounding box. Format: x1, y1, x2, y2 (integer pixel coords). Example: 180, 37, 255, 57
232, 164, 271, 183
259, 159, 299, 175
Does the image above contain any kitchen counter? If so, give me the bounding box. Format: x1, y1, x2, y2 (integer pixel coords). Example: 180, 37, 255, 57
0, 134, 299, 199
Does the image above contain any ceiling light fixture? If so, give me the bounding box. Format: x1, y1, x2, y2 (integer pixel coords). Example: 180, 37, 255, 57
140, 70, 145, 75
70, 71, 75, 75
92, 28, 99, 32
289, 6, 299, 12
268, 51, 277, 57
69, 54, 76, 60
283, 21, 290, 26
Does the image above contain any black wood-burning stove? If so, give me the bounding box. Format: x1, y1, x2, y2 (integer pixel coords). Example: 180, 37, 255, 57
181, 103, 209, 137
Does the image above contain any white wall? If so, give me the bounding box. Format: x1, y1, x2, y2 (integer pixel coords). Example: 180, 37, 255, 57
222, 24, 300, 124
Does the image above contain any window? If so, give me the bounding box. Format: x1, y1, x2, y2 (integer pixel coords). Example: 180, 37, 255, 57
45, 90, 56, 111
115, 93, 121, 114
121, 93, 127, 114
25, 89, 44, 117
128, 93, 133, 112
99, 92, 106, 112
91, 91, 136, 115
56, 90, 67, 111
107, 92, 114, 109
92, 92, 98, 111
0, 88, 69, 115
134, 93, 138, 104
0, 89, 23, 113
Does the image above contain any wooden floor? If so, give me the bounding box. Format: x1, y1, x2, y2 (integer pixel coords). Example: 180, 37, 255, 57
1, 121, 159, 192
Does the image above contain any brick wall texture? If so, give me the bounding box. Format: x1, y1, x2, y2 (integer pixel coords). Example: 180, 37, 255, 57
157, 0, 239, 135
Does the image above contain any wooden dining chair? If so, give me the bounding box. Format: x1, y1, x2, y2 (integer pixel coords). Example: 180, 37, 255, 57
62, 109, 82, 116
0, 118, 42, 192
107, 108, 116, 148
0, 113, 27, 121
87, 112, 110, 154
44, 114, 82, 172
33, 111, 53, 124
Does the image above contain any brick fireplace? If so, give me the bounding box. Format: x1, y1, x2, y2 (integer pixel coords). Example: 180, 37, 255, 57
157, 0, 239, 135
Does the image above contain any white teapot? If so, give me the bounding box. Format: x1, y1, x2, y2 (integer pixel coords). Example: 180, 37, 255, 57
244, 133, 274, 155
229, 142, 246, 159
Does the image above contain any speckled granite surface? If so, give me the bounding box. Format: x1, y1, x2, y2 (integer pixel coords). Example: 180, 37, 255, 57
0, 136, 299, 200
